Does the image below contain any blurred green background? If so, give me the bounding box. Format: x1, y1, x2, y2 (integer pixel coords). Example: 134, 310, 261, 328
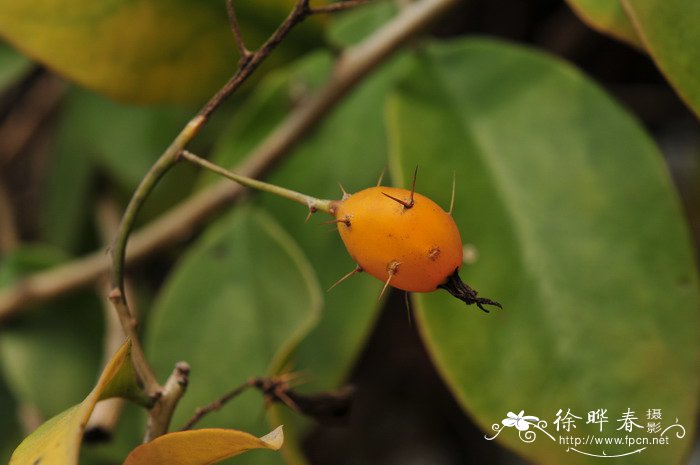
0, 1, 698, 465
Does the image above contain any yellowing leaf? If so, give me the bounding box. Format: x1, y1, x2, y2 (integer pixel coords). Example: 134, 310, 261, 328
0, 0, 318, 104
123, 426, 284, 465
566, 0, 643, 49
621, 0, 700, 118
9, 340, 133, 465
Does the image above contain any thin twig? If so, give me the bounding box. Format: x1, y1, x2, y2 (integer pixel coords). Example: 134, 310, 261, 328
226, 0, 252, 61
0, 0, 461, 322
197, 0, 311, 121
181, 150, 334, 213
180, 379, 256, 431
309, 0, 372, 14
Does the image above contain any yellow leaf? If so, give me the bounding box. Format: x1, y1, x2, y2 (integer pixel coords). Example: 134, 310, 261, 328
123, 425, 284, 465
9, 339, 132, 465
0, 0, 319, 104
566, 0, 644, 49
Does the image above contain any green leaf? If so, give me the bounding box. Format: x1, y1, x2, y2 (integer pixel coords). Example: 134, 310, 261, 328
145, 206, 321, 465
388, 38, 699, 465
10, 340, 134, 465
566, 0, 643, 49
0, 245, 103, 418
0, 0, 319, 104
620, 0, 700, 118
208, 49, 413, 393
122, 426, 283, 465
0, 40, 30, 91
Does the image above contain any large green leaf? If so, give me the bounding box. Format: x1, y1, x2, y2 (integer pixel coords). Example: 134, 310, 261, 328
620, 0, 700, 118
0, 245, 103, 418
388, 38, 699, 465
0, 0, 318, 104
207, 49, 412, 393
566, 0, 643, 49
145, 206, 322, 465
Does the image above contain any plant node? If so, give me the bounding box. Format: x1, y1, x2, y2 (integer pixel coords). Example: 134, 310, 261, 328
305, 202, 318, 223
378, 261, 400, 301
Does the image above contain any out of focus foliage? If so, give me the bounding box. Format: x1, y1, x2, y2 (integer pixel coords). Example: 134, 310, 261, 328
0, 1, 698, 465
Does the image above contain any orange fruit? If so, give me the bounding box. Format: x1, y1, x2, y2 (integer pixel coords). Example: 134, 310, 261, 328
331, 185, 501, 312
334, 186, 461, 292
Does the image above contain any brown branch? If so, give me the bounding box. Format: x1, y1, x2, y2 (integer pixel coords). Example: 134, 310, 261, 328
226, 0, 252, 61
180, 379, 256, 431
181, 376, 356, 430
309, 0, 372, 14
197, 0, 310, 121
0, 0, 460, 323
145, 362, 190, 441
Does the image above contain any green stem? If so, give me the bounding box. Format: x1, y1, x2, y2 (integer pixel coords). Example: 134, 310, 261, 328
109, 118, 204, 394
181, 150, 335, 214
111, 117, 204, 293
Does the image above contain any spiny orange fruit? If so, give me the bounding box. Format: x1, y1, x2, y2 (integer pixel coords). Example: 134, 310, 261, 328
330, 185, 501, 312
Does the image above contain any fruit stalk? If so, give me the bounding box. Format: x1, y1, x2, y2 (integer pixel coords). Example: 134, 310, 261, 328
180, 151, 335, 214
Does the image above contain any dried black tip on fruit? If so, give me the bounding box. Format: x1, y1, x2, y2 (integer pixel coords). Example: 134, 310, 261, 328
438, 268, 502, 312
